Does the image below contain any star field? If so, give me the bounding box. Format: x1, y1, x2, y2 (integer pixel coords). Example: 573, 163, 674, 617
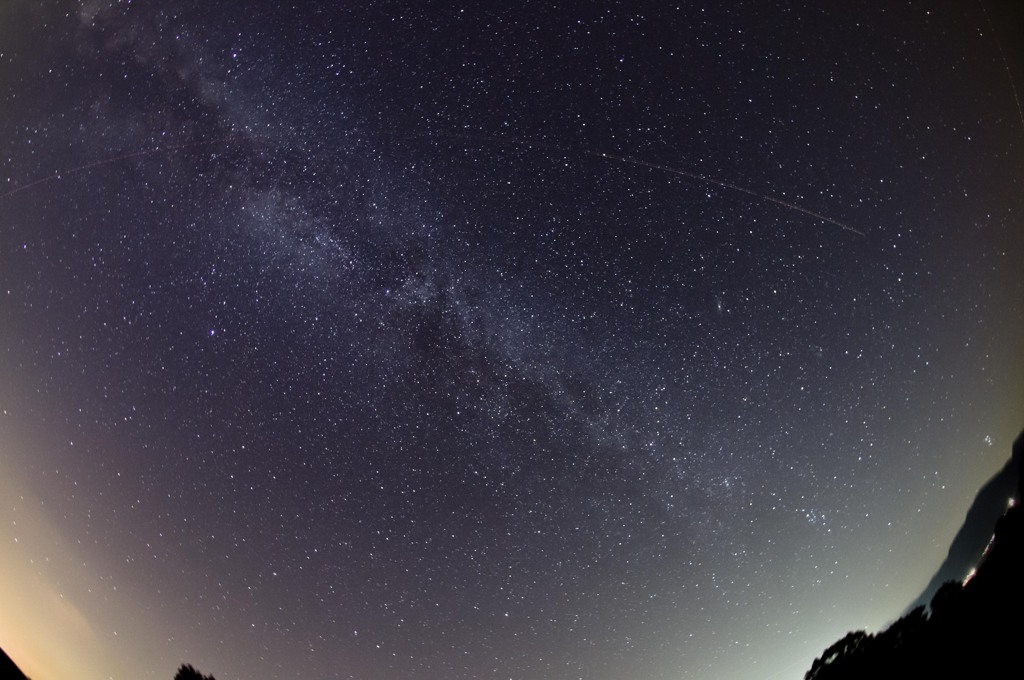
1, 2, 1022, 680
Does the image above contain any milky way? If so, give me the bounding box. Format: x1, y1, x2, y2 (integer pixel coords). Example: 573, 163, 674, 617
1, 3, 1022, 680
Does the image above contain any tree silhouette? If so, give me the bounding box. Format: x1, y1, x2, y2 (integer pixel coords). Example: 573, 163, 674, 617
805, 630, 872, 680
174, 664, 215, 680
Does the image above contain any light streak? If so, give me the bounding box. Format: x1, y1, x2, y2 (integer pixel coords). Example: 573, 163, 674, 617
2, 135, 241, 199
407, 131, 865, 237
980, 0, 1024, 137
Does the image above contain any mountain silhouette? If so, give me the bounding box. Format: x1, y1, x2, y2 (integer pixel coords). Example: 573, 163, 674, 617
805, 430, 1024, 680
904, 433, 1022, 614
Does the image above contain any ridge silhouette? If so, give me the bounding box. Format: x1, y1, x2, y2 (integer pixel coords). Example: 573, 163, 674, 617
904, 437, 1021, 614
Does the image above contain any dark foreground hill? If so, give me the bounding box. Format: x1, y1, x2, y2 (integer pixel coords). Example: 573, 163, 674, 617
805, 432, 1024, 680
0, 645, 30, 680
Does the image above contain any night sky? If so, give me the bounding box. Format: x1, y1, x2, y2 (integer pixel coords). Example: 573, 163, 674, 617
1, 2, 1023, 680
